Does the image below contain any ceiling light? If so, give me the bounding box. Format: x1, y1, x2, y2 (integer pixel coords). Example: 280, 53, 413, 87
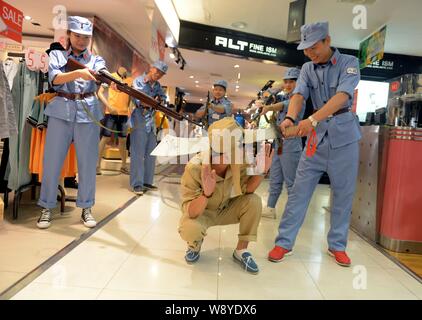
262, 60, 278, 65
24, 15, 32, 21
231, 21, 247, 29
189, 75, 194, 79
169, 52, 175, 59
200, 98, 203, 102
237, 73, 241, 80
195, 80, 199, 83
195, 84, 199, 87
234, 64, 240, 68
236, 85, 240, 89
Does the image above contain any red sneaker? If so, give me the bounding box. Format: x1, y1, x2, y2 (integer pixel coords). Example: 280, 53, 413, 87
328, 249, 351, 267
268, 246, 292, 262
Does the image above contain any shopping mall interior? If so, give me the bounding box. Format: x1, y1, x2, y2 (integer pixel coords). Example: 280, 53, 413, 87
0, 0, 421, 301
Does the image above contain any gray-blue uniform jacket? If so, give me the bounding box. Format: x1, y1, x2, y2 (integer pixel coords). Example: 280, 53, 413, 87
131, 73, 167, 133
293, 48, 361, 147
46, 48, 106, 123
199, 97, 233, 126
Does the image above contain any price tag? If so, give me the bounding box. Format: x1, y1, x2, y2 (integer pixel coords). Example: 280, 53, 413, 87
24, 48, 49, 73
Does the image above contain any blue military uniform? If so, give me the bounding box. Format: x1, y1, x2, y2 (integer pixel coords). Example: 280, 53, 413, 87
130, 61, 167, 190
267, 68, 305, 209
275, 22, 361, 252
38, 16, 106, 210
198, 80, 233, 126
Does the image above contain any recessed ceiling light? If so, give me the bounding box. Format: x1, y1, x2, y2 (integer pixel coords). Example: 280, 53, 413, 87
236, 85, 240, 89
200, 98, 203, 102
24, 15, 32, 21
234, 64, 240, 68
189, 75, 194, 79
195, 84, 199, 87
169, 53, 175, 59
195, 80, 199, 83
231, 21, 247, 29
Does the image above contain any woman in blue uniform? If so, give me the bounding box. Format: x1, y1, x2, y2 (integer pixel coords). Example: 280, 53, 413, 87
37, 16, 107, 229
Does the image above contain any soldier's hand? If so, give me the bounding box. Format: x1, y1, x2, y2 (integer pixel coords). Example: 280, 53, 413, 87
78, 69, 97, 81
297, 119, 314, 137
201, 164, 217, 197
279, 118, 294, 135
260, 106, 270, 116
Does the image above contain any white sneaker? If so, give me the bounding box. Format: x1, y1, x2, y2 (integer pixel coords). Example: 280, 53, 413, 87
81, 208, 97, 228
37, 208, 52, 229
262, 207, 276, 219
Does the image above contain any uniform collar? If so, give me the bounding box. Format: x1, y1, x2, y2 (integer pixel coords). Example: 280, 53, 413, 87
313, 47, 340, 68
67, 47, 91, 61
212, 97, 225, 103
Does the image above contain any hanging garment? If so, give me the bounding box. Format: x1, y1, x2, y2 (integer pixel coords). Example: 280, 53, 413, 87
7, 63, 40, 191
0, 63, 17, 140
3, 59, 18, 90
28, 93, 78, 181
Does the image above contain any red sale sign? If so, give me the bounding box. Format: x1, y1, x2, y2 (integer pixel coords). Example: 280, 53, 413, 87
0, 1, 23, 43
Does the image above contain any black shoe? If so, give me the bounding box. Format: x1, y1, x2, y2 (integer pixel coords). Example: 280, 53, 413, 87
144, 184, 158, 190
81, 208, 97, 228
133, 186, 144, 196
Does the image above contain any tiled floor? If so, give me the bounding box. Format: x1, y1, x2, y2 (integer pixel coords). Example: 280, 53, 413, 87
0, 168, 135, 293
8, 174, 422, 300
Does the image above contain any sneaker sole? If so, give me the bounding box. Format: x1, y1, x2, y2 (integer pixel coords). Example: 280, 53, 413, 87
36, 223, 51, 229
232, 254, 259, 275
327, 250, 351, 267
133, 191, 143, 196
81, 219, 97, 228
268, 251, 293, 263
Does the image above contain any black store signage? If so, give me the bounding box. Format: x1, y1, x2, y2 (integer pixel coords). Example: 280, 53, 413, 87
179, 20, 304, 67
179, 21, 422, 81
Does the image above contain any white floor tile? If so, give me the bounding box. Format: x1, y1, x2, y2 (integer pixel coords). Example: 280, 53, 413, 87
11, 283, 101, 300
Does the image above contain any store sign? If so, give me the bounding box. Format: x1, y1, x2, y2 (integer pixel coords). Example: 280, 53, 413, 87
0, 1, 23, 43
366, 59, 394, 71
359, 25, 387, 69
178, 21, 305, 66
214, 36, 278, 58
25, 48, 49, 73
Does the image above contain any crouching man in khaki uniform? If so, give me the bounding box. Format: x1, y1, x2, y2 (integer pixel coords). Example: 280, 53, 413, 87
178, 117, 274, 274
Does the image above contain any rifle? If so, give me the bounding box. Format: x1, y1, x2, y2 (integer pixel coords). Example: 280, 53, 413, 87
202, 91, 211, 129
248, 80, 275, 126
65, 58, 203, 127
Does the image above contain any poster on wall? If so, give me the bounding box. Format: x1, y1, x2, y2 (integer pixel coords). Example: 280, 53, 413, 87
92, 17, 150, 79
359, 25, 387, 69
150, 24, 166, 62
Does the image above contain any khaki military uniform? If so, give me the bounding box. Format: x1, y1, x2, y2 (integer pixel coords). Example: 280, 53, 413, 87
179, 154, 262, 251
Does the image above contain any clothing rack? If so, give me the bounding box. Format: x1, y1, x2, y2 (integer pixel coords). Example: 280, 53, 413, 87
1, 67, 66, 219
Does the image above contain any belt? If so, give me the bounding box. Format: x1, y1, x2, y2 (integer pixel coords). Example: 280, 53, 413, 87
313, 107, 350, 118
331, 107, 350, 117
57, 92, 96, 100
